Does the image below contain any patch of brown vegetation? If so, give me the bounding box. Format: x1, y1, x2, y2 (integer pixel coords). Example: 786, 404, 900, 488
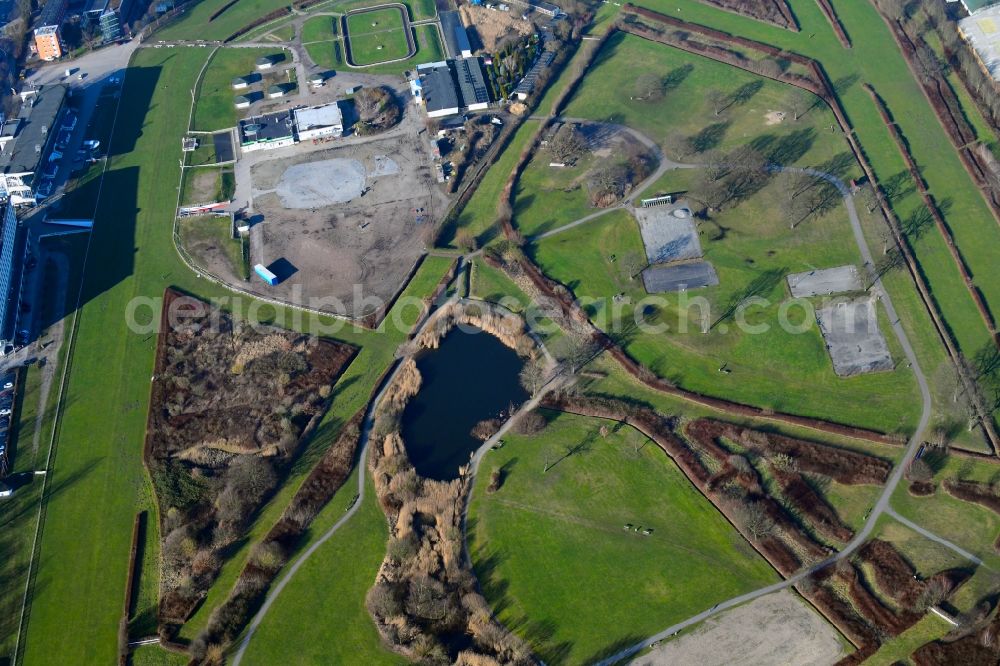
147, 289, 354, 634
365, 365, 532, 663
908, 480, 935, 496
912, 603, 1000, 665
943, 479, 1000, 515
858, 539, 969, 613
687, 419, 891, 485
360, 305, 538, 663
458, 5, 532, 51
693, 0, 797, 30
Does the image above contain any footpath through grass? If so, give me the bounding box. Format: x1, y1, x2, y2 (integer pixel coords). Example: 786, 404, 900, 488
238, 473, 406, 665
16, 45, 447, 664
468, 410, 777, 664
626, 0, 999, 364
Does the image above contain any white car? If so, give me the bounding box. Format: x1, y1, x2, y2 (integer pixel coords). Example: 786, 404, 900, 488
0, 409, 11, 417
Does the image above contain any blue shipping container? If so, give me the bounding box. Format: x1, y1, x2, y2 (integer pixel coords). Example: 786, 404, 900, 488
254, 263, 278, 286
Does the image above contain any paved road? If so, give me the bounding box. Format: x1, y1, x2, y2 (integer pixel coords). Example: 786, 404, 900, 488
884, 506, 984, 567
596, 162, 938, 666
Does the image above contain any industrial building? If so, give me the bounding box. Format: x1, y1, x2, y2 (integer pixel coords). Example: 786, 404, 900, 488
413, 59, 491, 118
238, 111, 296, 152
33, 0, 67, 60
294, 103, 344, 140
440, 10, 473, 58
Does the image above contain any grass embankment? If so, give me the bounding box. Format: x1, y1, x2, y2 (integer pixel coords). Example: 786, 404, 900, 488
468, 410, 777, 664
625, 0, 998, 376
438, 119, 539, 248
16, 46, 447, 664
238, 474, 406, 665
193, 47, 288, 131
301, 15, 337, 43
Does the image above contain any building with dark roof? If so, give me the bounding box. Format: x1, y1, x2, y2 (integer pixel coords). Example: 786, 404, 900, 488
0, 202, 27, 349
238, 111, 296, 152
0, 84, 67, 186
440, 10, 472, 58
454, 57, 489, 111
415, 61, 461, 118
414, 59, 492, 118
514, 49, 555, 100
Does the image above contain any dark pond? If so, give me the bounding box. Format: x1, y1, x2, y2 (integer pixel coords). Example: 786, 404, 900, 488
401, 326, 528, 481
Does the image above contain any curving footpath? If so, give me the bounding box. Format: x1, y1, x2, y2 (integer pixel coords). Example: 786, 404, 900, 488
595, 164, 943, 666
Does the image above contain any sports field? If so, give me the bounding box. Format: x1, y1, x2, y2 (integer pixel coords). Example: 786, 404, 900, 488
468, 410, 777, 664
529, 181, 922, 434
345, 8, 411, 65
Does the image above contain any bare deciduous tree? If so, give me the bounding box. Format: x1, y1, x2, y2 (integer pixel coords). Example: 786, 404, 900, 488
549, 123, 587, 164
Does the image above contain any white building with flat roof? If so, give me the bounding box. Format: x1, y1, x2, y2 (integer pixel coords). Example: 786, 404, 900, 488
294, 103, 344, 141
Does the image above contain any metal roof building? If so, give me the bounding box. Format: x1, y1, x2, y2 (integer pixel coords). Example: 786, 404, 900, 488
440, 11, 472, 58
416, 62, 461, 118
454, 57, 490, 111
294, 102, 344, 140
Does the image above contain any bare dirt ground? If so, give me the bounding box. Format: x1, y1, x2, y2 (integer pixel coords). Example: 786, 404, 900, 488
183, 169, 219, 206
632, 590, 844, 666
459, 5, 532, 51
246, 127, 447, 318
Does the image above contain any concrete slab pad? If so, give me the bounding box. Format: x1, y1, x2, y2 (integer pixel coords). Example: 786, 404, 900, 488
634, 204, 702, 265
642, 261, 719, 293
787, 265, 862, 298
276, 157, 366, 208
816, 298, 893, 377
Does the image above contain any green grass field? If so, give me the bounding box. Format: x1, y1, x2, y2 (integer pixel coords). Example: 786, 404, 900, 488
890, 455, 1000, 572
468, 410, 777, 664
512, 151, 597, 237
239, 473, 405, 665
345, 9, 410, 65
304, 38, 344, 70
193, 48, 287, 131
158, 0, 294, 41
623, 0, 998, 368
301, 15, 337, 43
529, 179, 922, 434
563, 34, 855, 172
15, 45, 449, 664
